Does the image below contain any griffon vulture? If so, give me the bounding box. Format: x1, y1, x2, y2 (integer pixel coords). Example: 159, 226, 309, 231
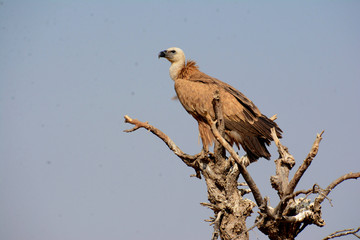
158, 47, 282, 162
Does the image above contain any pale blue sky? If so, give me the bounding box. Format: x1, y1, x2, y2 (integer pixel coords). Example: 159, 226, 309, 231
1, 1, 359, 240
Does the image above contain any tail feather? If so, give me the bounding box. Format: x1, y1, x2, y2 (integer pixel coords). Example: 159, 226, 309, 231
197, 114, 282, 163
242, 135, 271, 162
256, 115, 282, 140
225, 116, 282, 162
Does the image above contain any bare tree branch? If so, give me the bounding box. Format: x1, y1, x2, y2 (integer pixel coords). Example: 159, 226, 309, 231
282, 210, 314, 222
270, 114, 278, 121
286, 130, 324, 195
124, 115, 207, 178
270, 127, 295, 199
204, 113, 264, 208
212, 90, 226, 160
316, 172, 360, 205
211, 211, 223, 240
323, 227, 360, 240
274, 184, 320, 216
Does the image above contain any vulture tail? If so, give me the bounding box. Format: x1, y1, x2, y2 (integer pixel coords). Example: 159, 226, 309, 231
242, 135, 271, 163
226, 116, 282, 162
257, 115, 283, 140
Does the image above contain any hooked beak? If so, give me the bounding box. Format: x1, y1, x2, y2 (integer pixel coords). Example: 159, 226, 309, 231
158, 50, 167, 59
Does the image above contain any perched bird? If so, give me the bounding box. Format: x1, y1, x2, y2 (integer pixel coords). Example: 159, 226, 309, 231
158, 47, 282, 162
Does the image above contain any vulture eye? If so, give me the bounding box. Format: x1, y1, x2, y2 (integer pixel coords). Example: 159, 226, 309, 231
170, 50, 176, 53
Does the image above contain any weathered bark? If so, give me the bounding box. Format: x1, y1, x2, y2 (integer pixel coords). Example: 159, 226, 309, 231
198, 91, 256, 240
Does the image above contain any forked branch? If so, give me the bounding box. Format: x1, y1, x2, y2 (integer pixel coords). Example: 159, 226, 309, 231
286, 130, 324, 195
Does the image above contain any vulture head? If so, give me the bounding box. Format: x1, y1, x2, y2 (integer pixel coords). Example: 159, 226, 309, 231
158, 47, 185, 64
159, 47, 187, 80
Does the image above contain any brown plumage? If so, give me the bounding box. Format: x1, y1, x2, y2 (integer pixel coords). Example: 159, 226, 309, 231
159, 47, 282, 162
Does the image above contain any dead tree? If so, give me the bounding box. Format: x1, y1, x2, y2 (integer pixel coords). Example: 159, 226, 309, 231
124, 92, 360, 240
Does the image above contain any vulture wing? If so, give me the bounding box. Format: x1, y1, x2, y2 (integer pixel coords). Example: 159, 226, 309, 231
175, 61, 282, 162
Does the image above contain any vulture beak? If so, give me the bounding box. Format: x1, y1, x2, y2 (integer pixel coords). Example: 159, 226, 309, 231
158, 50, 167, 59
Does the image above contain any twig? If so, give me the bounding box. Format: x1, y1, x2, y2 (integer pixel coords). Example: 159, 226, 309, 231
274, 184, 320, 216
323, 226, 360, 240
201, 202, 221, 212
270, 114, 278, 121
316, 172, 360, 205
235, 215, 264, 240
211, 211, 223, 240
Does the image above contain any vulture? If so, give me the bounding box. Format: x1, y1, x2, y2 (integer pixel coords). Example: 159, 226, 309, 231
158, 47, 282, 162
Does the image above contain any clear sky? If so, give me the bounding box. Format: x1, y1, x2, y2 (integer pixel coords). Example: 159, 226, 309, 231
1, 1, 359, 240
